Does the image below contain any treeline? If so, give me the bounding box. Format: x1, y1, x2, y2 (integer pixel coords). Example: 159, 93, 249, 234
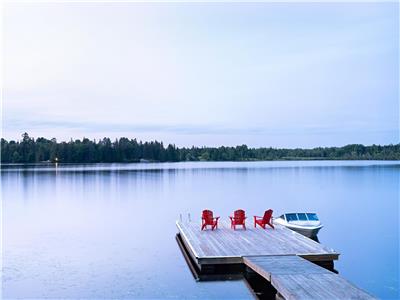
1, 133, 399, 164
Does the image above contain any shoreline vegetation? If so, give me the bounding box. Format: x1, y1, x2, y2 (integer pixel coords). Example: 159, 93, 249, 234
1, 133, 399, 164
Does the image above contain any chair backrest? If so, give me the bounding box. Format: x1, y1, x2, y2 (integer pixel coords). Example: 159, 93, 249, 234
234, 209, 246, 221
263, 209, 273, 223
202, 210, 214, 223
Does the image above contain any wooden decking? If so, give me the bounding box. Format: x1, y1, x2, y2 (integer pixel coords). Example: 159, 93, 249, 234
244, 256, 375, 299
176, 221, 375, 299
176, 220, 339, 265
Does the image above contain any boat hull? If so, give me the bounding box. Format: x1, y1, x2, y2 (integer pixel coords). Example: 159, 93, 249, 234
273, 218, 323, 238
284, 225, 323, 238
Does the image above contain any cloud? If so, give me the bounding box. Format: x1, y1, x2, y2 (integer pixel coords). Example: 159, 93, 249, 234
3, 2, 399, 146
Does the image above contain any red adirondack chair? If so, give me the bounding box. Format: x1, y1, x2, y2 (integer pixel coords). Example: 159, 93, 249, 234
229, 209, 247, 230
254, 209, 274, 229
201, 210, 220, 230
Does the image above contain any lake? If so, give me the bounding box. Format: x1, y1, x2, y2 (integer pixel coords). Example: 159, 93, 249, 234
2, 161, 399, 299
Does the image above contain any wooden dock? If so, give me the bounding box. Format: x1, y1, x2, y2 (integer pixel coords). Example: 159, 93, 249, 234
176, 221, 375, 299
244, 256, 374, 299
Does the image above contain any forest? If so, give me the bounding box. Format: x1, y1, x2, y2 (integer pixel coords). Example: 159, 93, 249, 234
1, 133, 399, 163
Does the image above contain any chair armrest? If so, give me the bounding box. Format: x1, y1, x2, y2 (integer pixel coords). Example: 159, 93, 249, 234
231, 217, 246, 221
254, 216, 262, 219
214, 216, 220, 220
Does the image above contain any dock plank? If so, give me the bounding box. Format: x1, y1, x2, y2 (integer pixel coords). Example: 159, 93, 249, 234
176, 221, 339, 263
244, 256, 375, 300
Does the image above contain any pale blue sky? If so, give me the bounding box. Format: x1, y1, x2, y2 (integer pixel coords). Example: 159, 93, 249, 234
3, 2, 399, 147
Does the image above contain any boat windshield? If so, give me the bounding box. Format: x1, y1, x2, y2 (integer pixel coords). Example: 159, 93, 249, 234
306, 213, 319, 221
297, 213, 308, 221
285, 213, 298, 222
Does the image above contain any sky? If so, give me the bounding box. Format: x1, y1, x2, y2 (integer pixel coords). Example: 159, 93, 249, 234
3, 2, 399, 148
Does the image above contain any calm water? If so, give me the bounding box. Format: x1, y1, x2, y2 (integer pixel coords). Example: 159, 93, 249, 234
2, 161, 399, 299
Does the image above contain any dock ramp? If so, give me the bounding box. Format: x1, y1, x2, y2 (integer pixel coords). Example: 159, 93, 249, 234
243, 255, 375, 300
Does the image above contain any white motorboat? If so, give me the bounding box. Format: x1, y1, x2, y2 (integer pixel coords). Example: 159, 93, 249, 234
273, 213, 323, 238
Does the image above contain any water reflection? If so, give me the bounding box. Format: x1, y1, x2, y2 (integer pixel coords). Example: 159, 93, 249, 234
2, 161, 399, 299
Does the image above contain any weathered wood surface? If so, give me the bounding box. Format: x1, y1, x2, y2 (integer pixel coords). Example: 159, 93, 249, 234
176, 221, 339, 263
244, 255, 375, 300
243, 255, 331, 280
177, 221, 373, 299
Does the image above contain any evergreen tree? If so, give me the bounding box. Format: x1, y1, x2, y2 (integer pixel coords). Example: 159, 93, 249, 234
1, 133, 399, 163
